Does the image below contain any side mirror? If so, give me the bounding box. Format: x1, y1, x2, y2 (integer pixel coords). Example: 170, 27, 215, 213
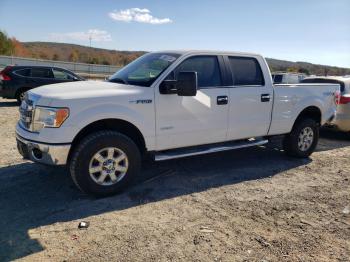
176, 71, 198, 96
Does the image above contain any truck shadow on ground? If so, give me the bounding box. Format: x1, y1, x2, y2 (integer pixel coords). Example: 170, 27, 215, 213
0, 145, 312, 261
317, 129, 350, 152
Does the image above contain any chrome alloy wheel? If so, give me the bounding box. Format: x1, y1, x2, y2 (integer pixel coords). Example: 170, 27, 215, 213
88, 147, 129, 186
297, 127, 314, 151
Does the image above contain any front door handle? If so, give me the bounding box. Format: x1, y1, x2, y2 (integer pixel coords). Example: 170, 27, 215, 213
217, 96, 228, 105
261, 94, 271, 102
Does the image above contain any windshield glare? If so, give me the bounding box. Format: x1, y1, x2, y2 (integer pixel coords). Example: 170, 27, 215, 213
108, 53, 180, 87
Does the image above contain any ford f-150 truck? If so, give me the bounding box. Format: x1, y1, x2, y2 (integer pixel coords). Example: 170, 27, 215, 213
16, 51, 339, 196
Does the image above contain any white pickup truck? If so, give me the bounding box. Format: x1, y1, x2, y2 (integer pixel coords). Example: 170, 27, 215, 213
16, 51, 339, 196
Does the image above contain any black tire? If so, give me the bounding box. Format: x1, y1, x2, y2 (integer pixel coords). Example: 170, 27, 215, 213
283, 118, 319, 158
15, 89, 27, 104
69, 131, 141, 197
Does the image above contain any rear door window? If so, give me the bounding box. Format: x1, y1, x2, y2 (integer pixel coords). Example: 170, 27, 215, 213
52, 69, 74, 80
14, 68, 30, 77
228, 57, 264, 86
30, 68, 53, 78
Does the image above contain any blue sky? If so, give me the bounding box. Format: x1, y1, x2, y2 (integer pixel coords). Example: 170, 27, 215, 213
1, 0, 349, 67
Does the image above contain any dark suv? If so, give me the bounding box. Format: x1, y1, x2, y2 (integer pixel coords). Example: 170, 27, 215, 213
0, 66, 84, 103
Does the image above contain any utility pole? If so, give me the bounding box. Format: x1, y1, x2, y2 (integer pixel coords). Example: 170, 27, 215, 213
89, 35, 92, 78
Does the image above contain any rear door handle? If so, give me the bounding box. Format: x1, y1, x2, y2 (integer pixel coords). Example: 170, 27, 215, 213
217, 96, 228, 105
261, 94, 271, 102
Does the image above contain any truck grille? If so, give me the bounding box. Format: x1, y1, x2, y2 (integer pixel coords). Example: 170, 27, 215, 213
19, 97, 34, 130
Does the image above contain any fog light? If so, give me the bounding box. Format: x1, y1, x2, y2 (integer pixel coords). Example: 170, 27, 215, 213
32, 148, 43, 160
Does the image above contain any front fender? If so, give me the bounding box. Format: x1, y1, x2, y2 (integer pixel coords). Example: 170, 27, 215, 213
66, 103, 155, 149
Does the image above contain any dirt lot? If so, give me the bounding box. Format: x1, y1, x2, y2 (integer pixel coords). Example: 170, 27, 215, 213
0, 97, 349, 262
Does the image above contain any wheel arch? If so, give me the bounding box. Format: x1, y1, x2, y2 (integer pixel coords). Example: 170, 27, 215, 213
293, 106, 322, 128
15, 86, 31, 100
68, 118, 147, 163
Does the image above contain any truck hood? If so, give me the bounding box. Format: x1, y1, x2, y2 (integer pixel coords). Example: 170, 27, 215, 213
29, 80, 145, 101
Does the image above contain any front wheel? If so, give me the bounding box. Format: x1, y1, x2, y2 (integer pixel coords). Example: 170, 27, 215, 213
283, 118, 319, 158
16, 90, 27, 104
69, 131, 141, 197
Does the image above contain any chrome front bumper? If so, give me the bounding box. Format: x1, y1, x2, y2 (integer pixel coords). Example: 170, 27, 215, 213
16, 134, 71, 165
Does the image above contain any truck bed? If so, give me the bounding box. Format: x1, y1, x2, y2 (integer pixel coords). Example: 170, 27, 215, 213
268, 83, 339, 136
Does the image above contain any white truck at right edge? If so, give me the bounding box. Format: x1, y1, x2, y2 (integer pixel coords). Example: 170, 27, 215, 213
16, 50, 339, 196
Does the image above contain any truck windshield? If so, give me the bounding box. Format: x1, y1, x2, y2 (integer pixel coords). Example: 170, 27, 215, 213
108, 53, 180, 87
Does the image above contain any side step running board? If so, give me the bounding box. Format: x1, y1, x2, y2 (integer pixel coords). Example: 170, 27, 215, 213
155, 138, 268, 161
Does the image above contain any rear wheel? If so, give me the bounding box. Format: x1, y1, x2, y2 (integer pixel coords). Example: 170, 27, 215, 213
283, 118, 319, 158
69, 131, 141, 197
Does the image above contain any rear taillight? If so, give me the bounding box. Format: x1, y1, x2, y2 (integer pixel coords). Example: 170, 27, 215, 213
338, 95, 350, 105
0, 66, 13, 81
0, 72, 11, 81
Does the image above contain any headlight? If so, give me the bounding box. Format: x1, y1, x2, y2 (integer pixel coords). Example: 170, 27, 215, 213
32, 106, 69, 131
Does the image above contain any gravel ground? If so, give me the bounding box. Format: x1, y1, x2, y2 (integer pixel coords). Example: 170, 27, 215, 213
0, 97, 349, 262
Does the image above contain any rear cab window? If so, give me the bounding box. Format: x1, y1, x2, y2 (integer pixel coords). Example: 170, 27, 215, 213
227, 56, 265, 86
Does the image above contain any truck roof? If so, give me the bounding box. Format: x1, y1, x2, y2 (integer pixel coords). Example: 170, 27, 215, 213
153, 50, 263, 57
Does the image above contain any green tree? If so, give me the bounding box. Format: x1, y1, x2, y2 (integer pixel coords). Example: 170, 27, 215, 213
89, 57, 100, 64
52, 53, 59, 61
39, 52, 48, 59
298, 67, 310, 75
287, 67, 299, 73
0, 30, 14, 55
68, 50, 79, 62
79, 52, 89, 63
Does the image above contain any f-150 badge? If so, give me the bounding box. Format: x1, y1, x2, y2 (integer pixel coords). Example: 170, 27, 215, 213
129, 99, 152, 104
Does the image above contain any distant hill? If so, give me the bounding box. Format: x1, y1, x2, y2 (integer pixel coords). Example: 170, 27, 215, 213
265, 58, 350, 76
1, 32, 349, 75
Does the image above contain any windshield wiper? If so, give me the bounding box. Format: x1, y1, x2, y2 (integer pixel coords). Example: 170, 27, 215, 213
109, 77, 129, 85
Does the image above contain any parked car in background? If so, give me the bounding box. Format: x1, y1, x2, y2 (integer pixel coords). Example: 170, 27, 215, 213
272, 72, 306, 84
0, 66, 84, 103
301, 77, 350, 133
